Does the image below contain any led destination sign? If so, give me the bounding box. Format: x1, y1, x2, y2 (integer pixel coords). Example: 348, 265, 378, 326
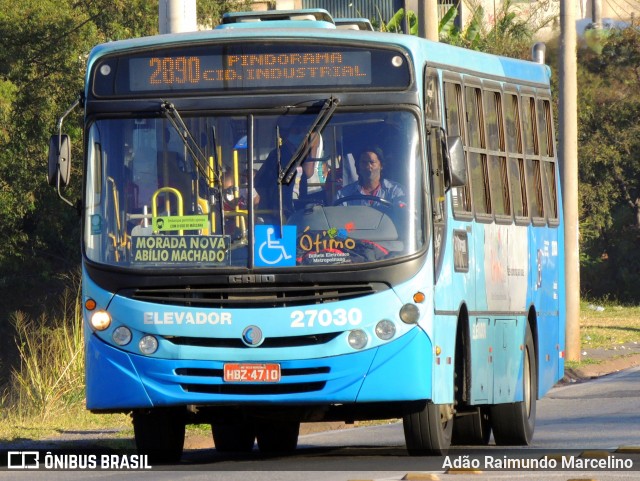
131, 51, 371, 91
92, 43, 411, 96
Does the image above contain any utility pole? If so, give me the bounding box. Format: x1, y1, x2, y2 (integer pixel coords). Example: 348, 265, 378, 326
559, 0, 581, 362
159, 0, 197, 34
418, 0, 439, 41
592, 0, 602, 29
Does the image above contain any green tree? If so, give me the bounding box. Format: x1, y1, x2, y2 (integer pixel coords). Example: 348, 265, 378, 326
387, 0, 555, 57
441, 0, 555, 58
577, 24, 640, 301
198, 0, 253, 28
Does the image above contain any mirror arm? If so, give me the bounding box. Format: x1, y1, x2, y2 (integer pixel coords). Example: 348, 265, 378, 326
56, 98, 81, 143
57, 170, 75, 207
54, 97, 81, 207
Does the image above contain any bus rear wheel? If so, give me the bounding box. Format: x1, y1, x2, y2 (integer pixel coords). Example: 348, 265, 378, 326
403, 401, 454, 455
489, 323, 537, 445
132, 408, 185, 464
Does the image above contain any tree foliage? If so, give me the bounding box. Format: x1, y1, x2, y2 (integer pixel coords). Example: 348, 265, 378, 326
440, 0, 556, 58
577, 25, 640, 301
0, 0, 252, 379
389, 0, 555, 58
198, 0, 253, 28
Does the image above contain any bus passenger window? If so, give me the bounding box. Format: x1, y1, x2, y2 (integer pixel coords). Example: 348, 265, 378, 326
443, 81, 471, 214
509, 158, 527, 218
522, 96, 537, 156
505, 94, 528, 220
527, 159, 544, 219
484, 90, 509, 217
465, 86, 490, 215
425, 70, 440, 122
543, 160, 558, 220
539, 99, 558, 221
522, 96, 544, 220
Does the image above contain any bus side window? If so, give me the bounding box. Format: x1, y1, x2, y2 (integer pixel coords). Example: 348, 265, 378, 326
484, 90, 510, 217
505, 93, 528, 221
425, 69, 445, 221
538, 98, 558, 222
465, 85, 490, 217
522, 95, 544, 221
443, 81, 471, 215
425, 71, 440, 122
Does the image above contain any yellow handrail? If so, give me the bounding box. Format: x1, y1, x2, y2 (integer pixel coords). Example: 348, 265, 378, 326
152, 187, 184, 235
106, 176, 127, 261
232, 149, 246, 232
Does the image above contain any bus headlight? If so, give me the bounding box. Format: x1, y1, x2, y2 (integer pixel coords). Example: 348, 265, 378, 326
139, 335, 158, 355
399, 303, 420, 324
348, 330, 368, 350
375, 320, 396, 340
90, 310, 111, 331
112, 326, 132, 346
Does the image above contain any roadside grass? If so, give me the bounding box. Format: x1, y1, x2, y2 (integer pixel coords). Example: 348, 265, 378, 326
580, 300, 640, 349
0, 282, 130, 443
1, 292, 638, 443
565, 300, 640, 370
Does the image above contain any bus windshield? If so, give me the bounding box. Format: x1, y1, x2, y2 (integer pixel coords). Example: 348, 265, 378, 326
84, 109, 424, 268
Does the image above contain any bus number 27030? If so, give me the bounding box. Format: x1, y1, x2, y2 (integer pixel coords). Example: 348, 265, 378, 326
290, 308, 362, 328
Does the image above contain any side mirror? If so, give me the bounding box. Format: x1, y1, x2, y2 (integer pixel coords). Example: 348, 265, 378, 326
48, 134, 71, 187
446, 136, 466, 188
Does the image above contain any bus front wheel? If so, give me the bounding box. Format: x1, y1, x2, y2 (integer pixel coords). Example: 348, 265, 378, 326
489, 323, 537, 445
132, 408, 185, 464
403, 401, 454, 455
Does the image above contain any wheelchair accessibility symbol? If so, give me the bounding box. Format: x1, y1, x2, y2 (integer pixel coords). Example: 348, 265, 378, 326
254, 225, 296, 267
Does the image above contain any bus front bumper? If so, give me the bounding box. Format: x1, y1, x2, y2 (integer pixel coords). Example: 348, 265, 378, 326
85, 326, 432, 411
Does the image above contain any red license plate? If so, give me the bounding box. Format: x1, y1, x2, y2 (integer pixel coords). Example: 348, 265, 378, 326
223, 363, 281, 383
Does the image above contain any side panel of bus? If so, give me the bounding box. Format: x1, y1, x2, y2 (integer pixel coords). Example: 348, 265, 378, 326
432, 69, 563, 406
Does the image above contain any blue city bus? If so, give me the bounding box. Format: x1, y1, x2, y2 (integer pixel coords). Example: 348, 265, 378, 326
48, 8, 565, 460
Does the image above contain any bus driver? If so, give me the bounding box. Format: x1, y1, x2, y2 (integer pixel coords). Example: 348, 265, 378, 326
336, 146, 405, 205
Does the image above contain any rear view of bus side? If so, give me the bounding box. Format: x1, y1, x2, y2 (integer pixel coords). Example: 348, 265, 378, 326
47, 9, 565, 460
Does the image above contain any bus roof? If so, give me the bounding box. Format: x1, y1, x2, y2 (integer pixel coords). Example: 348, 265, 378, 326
87, 19, 550, 90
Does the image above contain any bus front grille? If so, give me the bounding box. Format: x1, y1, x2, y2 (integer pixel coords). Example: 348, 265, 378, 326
124, 282, 386, 308
164, 332, 341, 349
181, 382, 326, 395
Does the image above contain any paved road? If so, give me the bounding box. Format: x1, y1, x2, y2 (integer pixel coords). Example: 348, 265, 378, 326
2, 367, 639, 481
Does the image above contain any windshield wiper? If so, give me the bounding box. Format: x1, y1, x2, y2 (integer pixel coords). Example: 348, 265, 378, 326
278, 96, 339, 185
160, 101, 218, 184
161, 101, 227, 236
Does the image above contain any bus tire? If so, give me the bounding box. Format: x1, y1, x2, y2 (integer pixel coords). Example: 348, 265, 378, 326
489, 323, 537, 445
403, 401, 454, 455
451, 407, 491, 445
256, 420, 300, 453
211, 422, 256, 452
132, 408, 185, 464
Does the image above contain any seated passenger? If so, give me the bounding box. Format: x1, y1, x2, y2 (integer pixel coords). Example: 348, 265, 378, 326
336, 146, 405, 205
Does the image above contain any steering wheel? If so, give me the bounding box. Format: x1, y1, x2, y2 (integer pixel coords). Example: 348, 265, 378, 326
332, 194, 394, 208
